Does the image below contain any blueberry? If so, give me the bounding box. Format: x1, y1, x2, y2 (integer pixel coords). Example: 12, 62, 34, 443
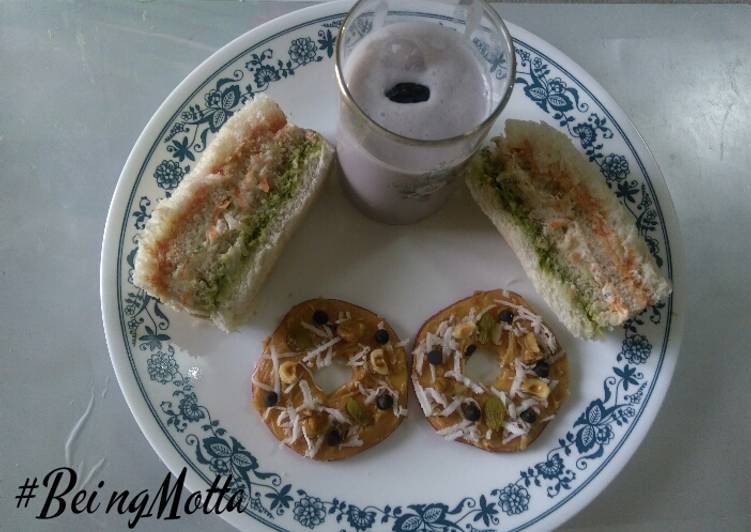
374, 329, 390, 344
384, 82, 430, 104
464, 344, 477, 357
326, 429, 342, 446
520, 409, 537, 424
427, 349, 443, 365
498, 309, 514, 323
533, 361, 550, 378
264, 391, 278, 407
376, 393, 394, 410
461, 402, 481, 422
312, 310, 329, 325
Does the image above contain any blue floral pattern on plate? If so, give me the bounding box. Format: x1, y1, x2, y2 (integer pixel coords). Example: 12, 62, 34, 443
114, 12, 673, 532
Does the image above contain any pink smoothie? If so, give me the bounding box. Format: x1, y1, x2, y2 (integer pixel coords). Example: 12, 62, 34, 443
337, 21, 493, 224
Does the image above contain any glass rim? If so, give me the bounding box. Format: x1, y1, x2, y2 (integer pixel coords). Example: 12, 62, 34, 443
334, 0, 517, 147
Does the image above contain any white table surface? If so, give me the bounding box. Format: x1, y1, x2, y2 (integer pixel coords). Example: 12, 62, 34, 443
1, 2, 750, 531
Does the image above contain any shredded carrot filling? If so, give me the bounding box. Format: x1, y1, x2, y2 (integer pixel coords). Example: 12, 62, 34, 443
509, 141, 650, 314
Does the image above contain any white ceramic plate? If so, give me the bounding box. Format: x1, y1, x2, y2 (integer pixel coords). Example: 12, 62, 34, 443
101, 2, 684, 530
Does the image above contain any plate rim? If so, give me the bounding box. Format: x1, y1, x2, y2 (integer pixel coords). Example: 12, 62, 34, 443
100, 2, 685, 530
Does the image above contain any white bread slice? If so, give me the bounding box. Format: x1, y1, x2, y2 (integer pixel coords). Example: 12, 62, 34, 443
466, 167, 599, 339
133, 95, 334, 332
465, 119, 671, 339
212, 134, 333, 331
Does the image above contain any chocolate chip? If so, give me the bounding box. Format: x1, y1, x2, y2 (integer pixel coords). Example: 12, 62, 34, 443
384, 82, 430, 104
376, 393, 394, 410
326, 429, 342, 446
461, 402, 482, 422
520, 409, 537, 423
464, 344, 477, 357
533, 361, 550, 378
264, 391, 278, 407
374, 329, 389, 344
498, 309, 514, 323
312, 310, 329, 325
427, 349, 443, 365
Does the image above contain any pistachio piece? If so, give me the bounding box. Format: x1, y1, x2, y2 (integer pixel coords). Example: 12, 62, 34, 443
484, 396, 506, 431
491, 322, 503, 345
279, 361, 300, 384
345, 397, 369, 425
337, 320, 366, 343
369, 348, 389, 375
521, 377, 550, 400
477, 312, 496, 344
452, 321, 477, 340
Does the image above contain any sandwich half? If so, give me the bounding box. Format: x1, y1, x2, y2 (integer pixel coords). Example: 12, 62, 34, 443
465, 119, 671, 339
133, 95, 335, 331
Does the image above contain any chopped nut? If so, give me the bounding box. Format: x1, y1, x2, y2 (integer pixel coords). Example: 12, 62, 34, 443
521, 333, 543, 364
452, 322, 477, 340
524, 333, 540, 353
346, 398, 370, 425
301, 413, 322, 438
369, 349, 389, 375
477, 313, 496, 344
336, 320, 366, 343
502, 334, 517, 365
522, 349, 543, 365
279, 361, 300, 384
521, 377, 550, 400
484, 396, 506, 430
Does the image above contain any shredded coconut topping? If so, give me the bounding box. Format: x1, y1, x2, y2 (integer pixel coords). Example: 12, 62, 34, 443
301, 426, 324, 458
424, 387, 448, 407
298, 379, 316, 409
438, 397, 464, 417
494, 297, 558, 353
320, 407, 348, 424
444, 370, 484, 394
335, 311, 352, 324
437, 419, 480, 442
348, 344, 371, 367
502, 418, 531, 444
340, 431, 363, 448
270, 345, 281, 395
510, 358, 527, 398
437, 419, 472, 435
303, 337, 341, 364
412, 375, 433, 416
414, 346, 425, 374
301, 321, 329, 338
452, 351, 462, 375
263, 406, 283, 421
252, 375, 273, 393
476, 304, 497, 320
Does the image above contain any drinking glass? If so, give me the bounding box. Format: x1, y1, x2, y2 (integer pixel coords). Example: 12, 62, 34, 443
335, 0, 515, 224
